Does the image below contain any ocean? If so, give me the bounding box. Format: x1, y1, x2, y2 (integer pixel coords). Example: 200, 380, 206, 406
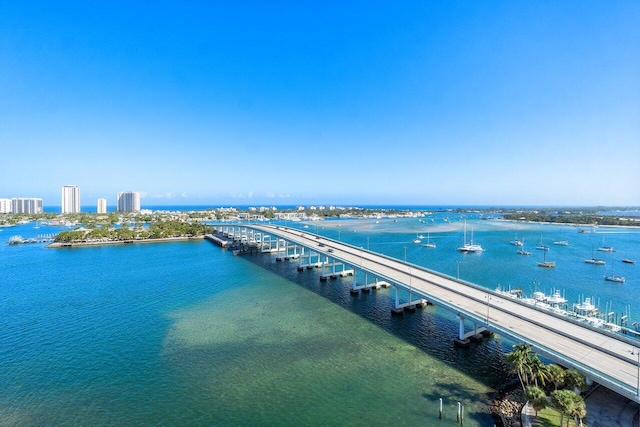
1, 211, 639, 425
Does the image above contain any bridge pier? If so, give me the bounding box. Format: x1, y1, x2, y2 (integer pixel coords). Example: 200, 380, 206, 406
470, 322, 483, 342
391, 286, 404, 315
454, 314, 470, 347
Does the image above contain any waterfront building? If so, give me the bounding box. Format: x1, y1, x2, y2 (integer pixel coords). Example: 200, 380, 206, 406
61, 185, 80, 213
116, 191, 141, 212
97, 198, 107, 214
11, 197, 43, 214
0, 198, 11, 213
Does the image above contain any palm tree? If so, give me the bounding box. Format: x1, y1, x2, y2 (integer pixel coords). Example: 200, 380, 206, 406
567, 392, 586, 427
506, 343, 534, 391
564, 369, 587, 393
525, 385, 548, 416
529, 355, 550, 387
547, 364, 566, 390
551, 390, 575, 427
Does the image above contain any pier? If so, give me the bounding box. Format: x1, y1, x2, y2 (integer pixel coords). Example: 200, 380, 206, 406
210, 224, 640, 405
8, 234, 56, 245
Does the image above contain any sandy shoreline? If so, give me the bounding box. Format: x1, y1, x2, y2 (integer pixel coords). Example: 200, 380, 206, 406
47, 235, 205, 248
499, 218, 639, 229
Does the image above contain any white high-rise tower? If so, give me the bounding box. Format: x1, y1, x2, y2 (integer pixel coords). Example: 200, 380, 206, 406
97, 198, 107, 214
61, 185, 80, 213
117, 191, 141, 212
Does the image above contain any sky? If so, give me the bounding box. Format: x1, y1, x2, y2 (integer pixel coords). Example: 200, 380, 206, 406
1, 1, 639, 207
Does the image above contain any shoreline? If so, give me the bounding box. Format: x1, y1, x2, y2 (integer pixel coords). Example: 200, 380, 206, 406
47, 235, 205, 248
498, 218, 640, 229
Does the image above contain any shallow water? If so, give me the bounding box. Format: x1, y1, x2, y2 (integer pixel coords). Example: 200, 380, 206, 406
1, 223, 503, 426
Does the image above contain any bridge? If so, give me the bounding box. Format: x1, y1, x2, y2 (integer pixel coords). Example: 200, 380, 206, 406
212, 223, 640, 405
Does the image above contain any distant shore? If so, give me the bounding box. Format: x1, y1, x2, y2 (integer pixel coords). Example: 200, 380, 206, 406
499, 218, 639, 229
47, 235, 205, 248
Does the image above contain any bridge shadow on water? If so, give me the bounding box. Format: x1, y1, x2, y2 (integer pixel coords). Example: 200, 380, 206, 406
232, 248, 514, 400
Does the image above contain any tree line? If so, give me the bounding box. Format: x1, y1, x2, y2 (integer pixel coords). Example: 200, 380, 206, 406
54, 220, 213, 243
507, 343, 587, 426
502, 211, 639, 227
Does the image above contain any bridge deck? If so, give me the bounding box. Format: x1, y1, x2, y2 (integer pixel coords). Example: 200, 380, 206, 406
247, 224, 640, 404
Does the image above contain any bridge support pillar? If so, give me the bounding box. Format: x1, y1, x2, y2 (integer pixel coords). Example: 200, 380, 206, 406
470, 322, 483, 342
391, 286, 403, 316
454, 314, 470, 347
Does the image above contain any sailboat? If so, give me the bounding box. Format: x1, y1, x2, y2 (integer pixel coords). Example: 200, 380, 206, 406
516, 238, 531, 255
537, 249, 556, 268
535, 235, 549, 251
413, 233, 421, 244
457, 220, 483, 253
604, 261, 625, 283
584, 244, 606, 265
597, 235, 614, 252
422, 233, 436, 248
510, 233, 523, 246
553, 237, 569, 246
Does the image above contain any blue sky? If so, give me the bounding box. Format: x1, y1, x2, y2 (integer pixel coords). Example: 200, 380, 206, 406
1, 1, 639, 207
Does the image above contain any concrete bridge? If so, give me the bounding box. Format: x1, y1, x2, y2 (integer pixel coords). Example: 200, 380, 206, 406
212, 224, 640, 405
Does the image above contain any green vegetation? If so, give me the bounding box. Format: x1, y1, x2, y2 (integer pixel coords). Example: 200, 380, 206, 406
532, 406, 580, 427
54, 220, 213, 243
506, 343, 587, 426
502, 209, 639, 227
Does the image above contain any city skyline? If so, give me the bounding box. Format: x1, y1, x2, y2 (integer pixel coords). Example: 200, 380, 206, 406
2, 2, 639, 207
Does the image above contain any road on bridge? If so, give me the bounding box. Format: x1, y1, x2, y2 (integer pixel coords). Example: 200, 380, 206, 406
249, 224, 640, 404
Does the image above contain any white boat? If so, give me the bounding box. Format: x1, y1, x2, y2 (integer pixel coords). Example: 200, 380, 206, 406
413, 233, 421, 244
622, 258, 636, 264
574, 297, 598, 315
422, 233, 436, 248
553, 239, 569, 246
604, 274, 625, 283
510, 234, 523, 246
535, 235, 549, 251
516, 238, 531, 255
494, 285, 522, 298
597, 235, 614, 252
457, 220, 483, 253
604, 263, 625, 283
585, 245, 605, 265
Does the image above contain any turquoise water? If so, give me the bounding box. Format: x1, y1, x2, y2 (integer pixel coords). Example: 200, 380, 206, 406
1, 222, 500, 426
2, 214, 639, 425
309, 215, 640, 320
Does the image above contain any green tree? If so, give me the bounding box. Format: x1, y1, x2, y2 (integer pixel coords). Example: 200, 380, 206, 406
547, 364, 566, 390
567, 392, 586, 427
506, 343, 534, 392
529, 355, 550, 387
564, 369, 586, 393
551, 389, 575, 427
525, 385, 548, 416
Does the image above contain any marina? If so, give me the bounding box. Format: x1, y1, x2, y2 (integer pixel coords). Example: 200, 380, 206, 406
217, 222, 640, 406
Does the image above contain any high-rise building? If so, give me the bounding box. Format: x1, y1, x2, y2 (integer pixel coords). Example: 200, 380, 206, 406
0, 198, 11, 213
117, 191, 141, 212
62, 185, 80, 213
97, 198, 107, 214
11, 198, 43, 214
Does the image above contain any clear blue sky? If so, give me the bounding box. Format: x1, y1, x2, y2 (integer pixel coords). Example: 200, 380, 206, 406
1, 1, 639, 207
